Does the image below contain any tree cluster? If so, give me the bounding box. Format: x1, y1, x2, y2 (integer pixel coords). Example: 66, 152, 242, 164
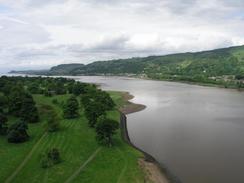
0, 76, 119, 147
80, 88, 118, 146
81, 89, 115, 127
8, 87, 39, 123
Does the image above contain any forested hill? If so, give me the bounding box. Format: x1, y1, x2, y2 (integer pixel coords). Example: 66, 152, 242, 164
10, 45, 244, 88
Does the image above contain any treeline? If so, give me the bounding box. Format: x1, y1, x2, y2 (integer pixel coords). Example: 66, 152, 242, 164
0, 76, 119, 147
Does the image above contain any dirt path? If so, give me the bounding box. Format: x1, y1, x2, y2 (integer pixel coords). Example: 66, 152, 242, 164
4, 132, 48, 183
64, 147, 102, 183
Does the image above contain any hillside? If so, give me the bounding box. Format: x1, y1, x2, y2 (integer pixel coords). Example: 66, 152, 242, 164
50, 63, 85, 75
11, 45, 244, 88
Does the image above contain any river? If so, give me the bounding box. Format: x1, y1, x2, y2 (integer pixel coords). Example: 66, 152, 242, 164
74, 76, 244, 183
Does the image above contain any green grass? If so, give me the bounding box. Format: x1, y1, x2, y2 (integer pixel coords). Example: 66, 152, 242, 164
107, 91, 128, 108
0, 92, 144, 183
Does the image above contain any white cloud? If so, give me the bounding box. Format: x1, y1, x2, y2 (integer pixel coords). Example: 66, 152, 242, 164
0, 0, 243, 72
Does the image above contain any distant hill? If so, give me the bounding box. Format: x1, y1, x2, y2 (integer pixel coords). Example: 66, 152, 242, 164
9, 69, 49, 75
50, 63, 84, 75
10, 45, 244, 88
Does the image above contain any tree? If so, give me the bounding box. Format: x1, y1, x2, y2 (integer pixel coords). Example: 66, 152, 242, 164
67, 82, 74, 94
46, 110, 60, 132
63, 96, 79, 119
83, 101, 105, 127
28, 83, 42, 94
7, 121, 29, 143
94, 91, 115, 111
0, 94, 7, 108
40, 148, 61, 168
95, 116, 119, 146
81, 91, 114, 128
20, 93, 39, 123
72, 83, 85, 96
1, 83, 12, 96
53, 82, 66, 95
0, 109, 8, 135
8, 87, 25, 116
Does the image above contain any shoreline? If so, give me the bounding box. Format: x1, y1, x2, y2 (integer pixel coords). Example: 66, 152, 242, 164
118, 92, 146, 114
118, 93, 179, 183
130, 75, 244, 92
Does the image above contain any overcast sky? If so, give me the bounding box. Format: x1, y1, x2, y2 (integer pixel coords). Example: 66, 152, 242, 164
0, 0, 244, 72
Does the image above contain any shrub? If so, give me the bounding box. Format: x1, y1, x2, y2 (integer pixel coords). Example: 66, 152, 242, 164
40, 148, 61, 168
52, 99, 58, 105
0, 110, 8, 135
7, 121, 29, 143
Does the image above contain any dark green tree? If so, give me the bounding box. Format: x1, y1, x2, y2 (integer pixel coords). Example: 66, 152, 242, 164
72, 83, 85, 96
28, 83, 41, 94
95, 116, 119, 146
0, 94, 7, 108
8, 87, 25, 116
46, 110, 60, 132
94, 91, 115, 110
54, 82, 66, 95
1, 83, 12, 96
0, 108, 8, 135
84, 101, 105, 127
63, 96, 79, 119
48, 148, 61, 164
40, 148, 61, 168
7, 121, 29, 143
20, 94, 39, 123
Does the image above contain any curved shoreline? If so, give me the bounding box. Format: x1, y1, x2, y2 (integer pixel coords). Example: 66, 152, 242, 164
118, 93, 180, 183
118, 92, 146, 115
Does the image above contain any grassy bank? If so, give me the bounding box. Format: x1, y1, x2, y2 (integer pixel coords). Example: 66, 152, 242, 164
0, 93, 145, 183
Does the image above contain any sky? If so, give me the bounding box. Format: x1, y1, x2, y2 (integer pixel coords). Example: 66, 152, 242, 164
0, 0, 244, 72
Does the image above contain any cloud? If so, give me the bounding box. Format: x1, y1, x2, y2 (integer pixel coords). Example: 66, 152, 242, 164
0, 0, 244, 72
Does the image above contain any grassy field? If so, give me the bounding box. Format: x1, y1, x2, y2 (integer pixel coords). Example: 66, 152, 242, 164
0, 92, 144, 183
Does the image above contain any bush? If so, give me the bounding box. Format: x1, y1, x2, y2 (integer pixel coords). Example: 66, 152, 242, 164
7, 121, 29, 143
40, 148, 61, 168
52, 99, 58, 105
0, 110, 8, 135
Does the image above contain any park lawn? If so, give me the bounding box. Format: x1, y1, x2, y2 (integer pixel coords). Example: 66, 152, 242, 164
0, 92, 144, 183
